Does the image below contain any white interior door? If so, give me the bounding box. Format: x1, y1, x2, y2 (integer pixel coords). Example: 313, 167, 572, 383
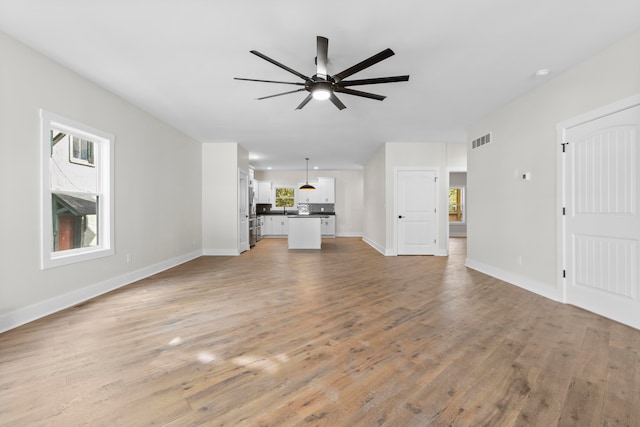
563, 104, 640, 328
239, 170, 249, 253
397, 169, 438, 255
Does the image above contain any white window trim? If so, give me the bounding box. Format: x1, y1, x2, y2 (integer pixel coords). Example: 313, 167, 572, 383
40, 110, 115, 269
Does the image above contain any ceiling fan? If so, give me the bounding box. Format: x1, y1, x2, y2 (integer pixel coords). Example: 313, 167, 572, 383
234, 36, 410, 110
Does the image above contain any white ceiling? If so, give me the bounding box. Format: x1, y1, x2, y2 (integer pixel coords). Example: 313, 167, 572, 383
1, 1, 639, 170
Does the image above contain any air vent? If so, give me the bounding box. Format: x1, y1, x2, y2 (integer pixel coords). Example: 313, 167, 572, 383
472, 132, 492, 149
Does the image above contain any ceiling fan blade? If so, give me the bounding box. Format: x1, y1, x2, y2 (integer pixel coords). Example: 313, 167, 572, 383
295, 94, 314, 110
234, 77, 305, 86
334, 87, 386, 101
316, 36, 329, 79
257, 88, 306, 100
332, 48, 395, 82
338, 75, 410, 87
329, 93, 347, 110
250, 50, 310, 81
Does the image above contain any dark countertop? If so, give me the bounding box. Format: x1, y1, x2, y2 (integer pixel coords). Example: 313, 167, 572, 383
287, 215, 329, 218
259, 211, 335, 216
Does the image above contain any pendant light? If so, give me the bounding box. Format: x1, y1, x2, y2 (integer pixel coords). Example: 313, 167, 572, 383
299, 158, 316, 190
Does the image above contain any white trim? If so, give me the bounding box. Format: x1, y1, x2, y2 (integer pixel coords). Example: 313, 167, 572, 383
336, 232, 363, 237
202, 248, 241, 256
556, 93, 640, 303
465, 258, 562, 303
0, 250, 202, 334
40, 109, 115, 269
362, 236, 386, 255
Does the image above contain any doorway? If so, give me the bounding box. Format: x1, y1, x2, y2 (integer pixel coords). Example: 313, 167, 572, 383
561, 98, 640, 329
449, 172, 467, 237
238, 170, 249, 253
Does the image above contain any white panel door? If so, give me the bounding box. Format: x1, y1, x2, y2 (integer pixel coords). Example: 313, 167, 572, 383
564, 105, 640, 328
239, 170, 249, 253
397, 169, 438, 255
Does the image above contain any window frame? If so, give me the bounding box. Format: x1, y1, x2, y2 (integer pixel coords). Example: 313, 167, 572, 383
41, 110, 115, 269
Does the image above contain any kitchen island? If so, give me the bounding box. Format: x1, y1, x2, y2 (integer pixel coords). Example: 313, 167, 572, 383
287, 215, 327, 249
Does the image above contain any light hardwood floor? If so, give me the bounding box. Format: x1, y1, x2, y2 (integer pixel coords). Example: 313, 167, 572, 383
1, 237, 639, 426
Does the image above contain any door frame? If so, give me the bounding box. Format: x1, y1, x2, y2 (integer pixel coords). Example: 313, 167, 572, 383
238, 168, 249, 254
557, 93, 640, 303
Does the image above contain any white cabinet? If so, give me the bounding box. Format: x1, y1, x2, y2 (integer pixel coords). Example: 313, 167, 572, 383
316, 177, 335, 203
296, 183, 318, 203
321, 216, 336, 237
263, 216, 288, 236
256, 181, 272, 204
272, 216, 289, 235
259, 215, 269, 235
296, 178, 335, 204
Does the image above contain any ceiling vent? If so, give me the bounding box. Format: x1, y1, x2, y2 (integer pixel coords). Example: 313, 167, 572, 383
472, 132, 492, 149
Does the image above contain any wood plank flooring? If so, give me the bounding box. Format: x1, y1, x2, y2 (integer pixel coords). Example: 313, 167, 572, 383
1, 237, 639, 426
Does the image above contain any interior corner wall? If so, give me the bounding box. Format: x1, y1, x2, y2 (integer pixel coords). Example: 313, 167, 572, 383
466, 30, 640, 301
202, 142, 240, 255
362, 145, 386, 253
0, 31, 202, 332
385, 142, 448, 255
446, 143, 467, 171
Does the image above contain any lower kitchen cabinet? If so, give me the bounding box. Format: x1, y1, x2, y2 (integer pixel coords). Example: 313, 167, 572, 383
263, 216, 288, 236
321, 216, 335, 237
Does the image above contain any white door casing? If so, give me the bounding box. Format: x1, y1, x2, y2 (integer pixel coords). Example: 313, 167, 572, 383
239, 170, 249, 253
561, 101, 640, 329
396, 169, 438, 255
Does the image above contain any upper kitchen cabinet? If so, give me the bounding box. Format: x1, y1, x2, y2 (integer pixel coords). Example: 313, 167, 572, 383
317, 177, 335, 203
256, 181, 272, 204
296, 177, 335, 204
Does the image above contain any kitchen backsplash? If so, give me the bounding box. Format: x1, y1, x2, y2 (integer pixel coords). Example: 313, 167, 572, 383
298, 203, 335, 214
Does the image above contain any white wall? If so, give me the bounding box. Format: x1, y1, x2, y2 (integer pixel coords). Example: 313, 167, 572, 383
362, 145, 387, 252
202, 142, 248, 255
254, 169, 364, 236
0, 31, 202, 331
363, 142, 453, 255
385, 142, 449, 255
466, 30, 640, 301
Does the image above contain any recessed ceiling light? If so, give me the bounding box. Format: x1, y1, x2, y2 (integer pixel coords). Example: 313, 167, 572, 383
535, 68, 550, 77
267, 166, 272, 170
313, 166, 319, 170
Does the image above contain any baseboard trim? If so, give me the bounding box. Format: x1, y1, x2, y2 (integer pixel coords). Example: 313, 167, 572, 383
465, 258, 562, 302
202, 248, 240, 256
336, 232, 363, 237
361, 236, 386, 255
0, 250, 202, 333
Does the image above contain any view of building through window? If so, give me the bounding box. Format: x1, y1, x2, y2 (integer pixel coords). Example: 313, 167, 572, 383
50, 130, 99, 251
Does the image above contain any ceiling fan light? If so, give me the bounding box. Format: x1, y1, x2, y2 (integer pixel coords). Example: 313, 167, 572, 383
312, 88, 331, 100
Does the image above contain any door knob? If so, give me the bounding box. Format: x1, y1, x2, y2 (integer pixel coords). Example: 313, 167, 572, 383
398, 215, 404, 218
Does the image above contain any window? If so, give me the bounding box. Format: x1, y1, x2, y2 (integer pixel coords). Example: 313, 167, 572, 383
274, 187, 295, 208
41, 110, 114, 269
70, 136, 95, 166
449, 187, 465, 223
